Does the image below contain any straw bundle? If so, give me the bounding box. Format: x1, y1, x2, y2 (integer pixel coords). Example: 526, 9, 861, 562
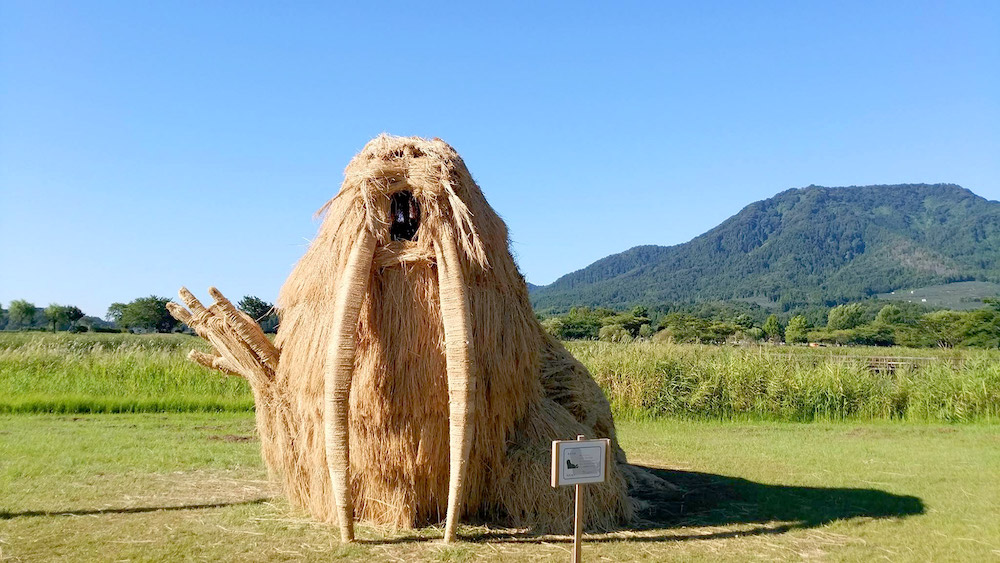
168, 135, 672, 542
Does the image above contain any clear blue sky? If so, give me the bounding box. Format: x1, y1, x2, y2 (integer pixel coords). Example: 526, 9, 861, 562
2, 1, 998, 317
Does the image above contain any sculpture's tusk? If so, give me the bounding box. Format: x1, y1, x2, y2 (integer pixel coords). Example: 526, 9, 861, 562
324, 225, 376, 543
434, 226, 476, 543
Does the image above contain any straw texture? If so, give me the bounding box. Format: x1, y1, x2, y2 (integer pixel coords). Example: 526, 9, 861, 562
169, 135, 668, 539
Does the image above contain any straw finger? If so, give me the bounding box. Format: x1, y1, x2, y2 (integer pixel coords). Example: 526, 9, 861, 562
209, 286, 279, 372
188, 349, 241, 377
179, 287, 209, 316
165, 302, 193, 325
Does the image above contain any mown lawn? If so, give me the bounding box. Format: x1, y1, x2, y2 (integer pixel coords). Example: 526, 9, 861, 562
2, 414, 998, 561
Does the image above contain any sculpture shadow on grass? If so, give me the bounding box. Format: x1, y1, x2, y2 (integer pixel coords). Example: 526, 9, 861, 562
626, 465, 924, 535
0, 498, 274, 520
1, 467, 925, 545
439, 465, 926, 545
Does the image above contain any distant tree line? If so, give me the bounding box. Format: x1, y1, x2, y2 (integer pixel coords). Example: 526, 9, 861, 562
539, 298, 1000, 348
0, 300, 101, 332
14, 288, 1000, 348
1, 295, 278, 334
106, 296, 181, 333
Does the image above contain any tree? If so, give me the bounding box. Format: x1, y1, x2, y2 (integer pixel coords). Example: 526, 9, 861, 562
558, 307, 609, 339
238, 295, 278, 333
45, 304, 69, 332
602, 310, 650, 337
763, 314, 784, 342
956, 309, 1000, 348
917, 310, 967, 348
598, 323, 631, 343
43, 304, 84, 332
732, 314, 754, 329
110, 296, 178, 333
630, 305, 649, 318
874, 304, 903, 325
785, 315, 810, 344
8, 299, 37, 329
238, 296, 272, 321
657, 313, 711, 343
540, 317, 565, 338
106, 302, 126, 324
848, 323, 896, 346
827, 303, 865, 330
65, 306, 85, 327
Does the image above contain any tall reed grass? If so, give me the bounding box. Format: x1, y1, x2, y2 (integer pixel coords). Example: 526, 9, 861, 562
0, 333, 252, 413
568, 341, 1000, 422
3, 334, 997, 421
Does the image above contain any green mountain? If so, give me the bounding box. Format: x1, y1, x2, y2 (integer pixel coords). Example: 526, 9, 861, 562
531, 184, 1000, 312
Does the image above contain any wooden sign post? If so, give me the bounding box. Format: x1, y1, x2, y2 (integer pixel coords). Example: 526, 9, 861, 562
551, 435, 611, 562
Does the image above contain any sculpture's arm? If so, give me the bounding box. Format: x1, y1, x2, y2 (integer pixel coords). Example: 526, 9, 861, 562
166, 287, 279, 393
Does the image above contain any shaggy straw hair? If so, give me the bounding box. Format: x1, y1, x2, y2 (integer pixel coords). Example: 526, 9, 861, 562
169, 135, 668, 541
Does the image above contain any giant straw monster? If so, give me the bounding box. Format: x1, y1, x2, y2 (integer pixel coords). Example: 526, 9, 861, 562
168, 135, 669, 542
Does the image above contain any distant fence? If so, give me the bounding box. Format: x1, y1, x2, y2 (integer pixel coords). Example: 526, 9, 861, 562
780, 354, 959, 373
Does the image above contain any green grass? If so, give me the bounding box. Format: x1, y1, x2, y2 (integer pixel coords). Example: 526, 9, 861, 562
0, 331, 203, 352
568, 340, 1000, 422
1, 414, 997, 561
0, 333, 253, 413
3, 333, 999, 421
2, 334, 997, 559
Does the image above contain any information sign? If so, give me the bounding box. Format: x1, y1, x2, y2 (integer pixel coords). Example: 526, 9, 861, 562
550, 438, 610, 487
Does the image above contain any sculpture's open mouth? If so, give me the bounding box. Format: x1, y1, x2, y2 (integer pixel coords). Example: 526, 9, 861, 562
390, 191, 420, 241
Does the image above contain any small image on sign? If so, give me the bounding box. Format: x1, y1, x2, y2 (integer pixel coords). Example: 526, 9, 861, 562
551, 438, 610, 487
564, 445, 601, 478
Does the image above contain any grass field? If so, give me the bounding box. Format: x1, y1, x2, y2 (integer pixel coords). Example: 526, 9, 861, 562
568, 340, 1000, 422
1, 333, 998, 560
0, 333, 252, 413
1, 414, 998, 561
3, 333, 998, 422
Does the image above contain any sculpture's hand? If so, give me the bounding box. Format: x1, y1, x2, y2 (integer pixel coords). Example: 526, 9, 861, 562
166, 287, 279, 390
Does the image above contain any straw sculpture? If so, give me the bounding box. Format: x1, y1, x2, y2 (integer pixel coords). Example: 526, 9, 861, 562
167, 135, 674, 543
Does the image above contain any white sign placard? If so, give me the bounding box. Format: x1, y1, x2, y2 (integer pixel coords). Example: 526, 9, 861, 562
551, 438, 610, 487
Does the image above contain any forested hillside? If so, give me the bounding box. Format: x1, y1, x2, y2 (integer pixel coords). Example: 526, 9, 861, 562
531, 184, 1000, 312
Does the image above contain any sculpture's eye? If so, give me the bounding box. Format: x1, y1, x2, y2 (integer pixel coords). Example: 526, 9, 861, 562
390, 191, 420, 241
